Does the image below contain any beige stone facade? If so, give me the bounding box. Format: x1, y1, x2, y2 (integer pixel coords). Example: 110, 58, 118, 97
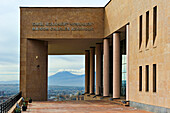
20, 0, 169, 112
105, 0, 169, 109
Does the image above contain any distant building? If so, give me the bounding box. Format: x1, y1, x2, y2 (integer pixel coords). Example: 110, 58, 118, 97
76, 95, 84, 101
0, 91, 4, 96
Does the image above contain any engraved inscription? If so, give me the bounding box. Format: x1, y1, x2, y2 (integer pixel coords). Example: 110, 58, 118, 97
32, 22, 94, 31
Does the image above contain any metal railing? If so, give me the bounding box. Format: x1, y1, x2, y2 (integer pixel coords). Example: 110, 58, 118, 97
0, 92, 22, 113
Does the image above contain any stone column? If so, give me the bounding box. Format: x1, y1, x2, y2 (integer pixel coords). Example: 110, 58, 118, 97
113, 33, 120, 99
126, 24, 130, 101
96, 43, 102, 95
85, 50, 90, 94
103, 38, 110, 97
90, 47, 95, 94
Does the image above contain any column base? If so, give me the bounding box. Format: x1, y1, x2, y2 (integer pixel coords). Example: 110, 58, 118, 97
122, 100, 129, 105
103, 96, 110, 97
113, 97, 120, 99
95, 94, 102, 96
86, 94, 90, 96
83, 92, 89, 95
90, 93, 95, 95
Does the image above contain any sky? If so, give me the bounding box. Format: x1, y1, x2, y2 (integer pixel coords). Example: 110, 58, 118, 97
0, 0, 109, 81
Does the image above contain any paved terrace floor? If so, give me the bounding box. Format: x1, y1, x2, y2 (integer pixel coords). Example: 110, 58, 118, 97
23, 100, 151, 113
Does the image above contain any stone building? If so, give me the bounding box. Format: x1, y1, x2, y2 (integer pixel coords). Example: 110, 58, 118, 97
20, 0, 169, 112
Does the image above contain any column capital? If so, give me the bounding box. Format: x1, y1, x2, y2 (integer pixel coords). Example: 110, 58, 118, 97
103, 37, 110, 40
126, 23, 130, 25
113, 32, 121, 34
85, 50, 90, 52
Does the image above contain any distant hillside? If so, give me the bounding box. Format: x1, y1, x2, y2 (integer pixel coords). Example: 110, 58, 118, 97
0, 71, 85, 87
0, 80, 19, 84
48, 71, 85, 86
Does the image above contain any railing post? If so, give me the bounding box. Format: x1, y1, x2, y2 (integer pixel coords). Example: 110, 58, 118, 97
2, 103, 4, 113
2, 104, 3, 113
3, 103, 4, 113
0, 92, 22, 113
0, 104, 1, 113
5, 102, 6, 113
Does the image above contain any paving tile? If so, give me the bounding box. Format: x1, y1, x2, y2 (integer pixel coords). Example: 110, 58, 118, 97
23, 100, 151, 113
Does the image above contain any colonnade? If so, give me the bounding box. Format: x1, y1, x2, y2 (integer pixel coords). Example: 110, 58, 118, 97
84, 25, 129, 99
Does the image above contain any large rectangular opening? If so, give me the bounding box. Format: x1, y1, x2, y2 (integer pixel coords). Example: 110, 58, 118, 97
48, 55, 85, 101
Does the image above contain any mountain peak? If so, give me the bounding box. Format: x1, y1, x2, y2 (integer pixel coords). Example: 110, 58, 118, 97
57, 71, 72, 74
48, 71, 85, 86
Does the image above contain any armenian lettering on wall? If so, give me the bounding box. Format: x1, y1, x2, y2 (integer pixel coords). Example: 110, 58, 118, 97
32, 22, 94, 31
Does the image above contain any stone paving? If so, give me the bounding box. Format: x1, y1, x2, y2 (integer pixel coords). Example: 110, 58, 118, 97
23, 100, 151, 113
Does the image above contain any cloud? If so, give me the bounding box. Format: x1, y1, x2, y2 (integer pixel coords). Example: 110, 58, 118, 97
0, 64, 19, 81
0, 75, 19, 81
48, 55, 85, 69
48, 55, 85, 76
48, 68, 85, 77
0, 0, 110, 81
17, 0, 109, 7
0, 72, 19, 75
57, 68, 85, 75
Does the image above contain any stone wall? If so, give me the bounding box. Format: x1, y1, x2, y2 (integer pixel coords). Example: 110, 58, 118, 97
105, 0, 169, 109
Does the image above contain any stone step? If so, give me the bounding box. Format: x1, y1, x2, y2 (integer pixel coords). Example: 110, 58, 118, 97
84, 94, 129, 106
